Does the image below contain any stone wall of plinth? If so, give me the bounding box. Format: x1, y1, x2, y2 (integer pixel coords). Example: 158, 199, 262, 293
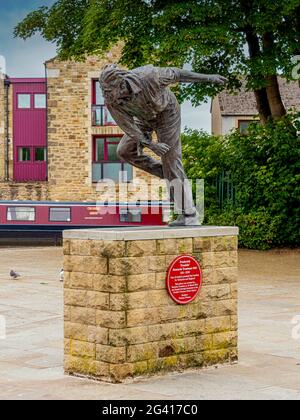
63, 226, 239, 383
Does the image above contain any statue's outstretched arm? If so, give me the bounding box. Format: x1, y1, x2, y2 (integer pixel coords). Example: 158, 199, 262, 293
157, 67, 227, 87
177, 69, 228, 85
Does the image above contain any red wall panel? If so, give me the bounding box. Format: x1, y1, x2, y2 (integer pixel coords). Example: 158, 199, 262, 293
12, 79, 47, 182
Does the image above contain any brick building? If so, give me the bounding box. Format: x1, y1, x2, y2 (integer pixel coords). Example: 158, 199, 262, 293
0, 47, 163, 204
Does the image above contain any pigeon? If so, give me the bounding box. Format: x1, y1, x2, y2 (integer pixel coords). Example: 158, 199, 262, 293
60, 269, 64, 282
10, 270, 21, 280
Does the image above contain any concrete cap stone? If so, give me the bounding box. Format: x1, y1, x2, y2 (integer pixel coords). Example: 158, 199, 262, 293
63, 226, 239, 241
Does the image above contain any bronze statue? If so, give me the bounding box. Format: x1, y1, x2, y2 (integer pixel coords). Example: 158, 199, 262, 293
100, 65, 227, 226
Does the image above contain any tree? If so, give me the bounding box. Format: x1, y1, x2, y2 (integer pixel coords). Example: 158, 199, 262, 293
15, 0, 300, 122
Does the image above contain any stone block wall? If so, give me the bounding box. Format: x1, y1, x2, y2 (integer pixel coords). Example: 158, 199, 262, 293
63, 227, 238, 383
46, 49, 164, 202
0, 46, 164, 203
0, 73, 14, 187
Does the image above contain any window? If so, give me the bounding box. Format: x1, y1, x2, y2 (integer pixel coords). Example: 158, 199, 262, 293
7, 207, 35, 222
95, 137, 121, 161
107, 142, 119, 162
238, 120, 258, 135
92, 80, 116, 126
106, 109, 115, 125
95, 138, 105, 161
35, 148, 47, 162
34, 94, 46, 109
17, 147, 47, 162
130, 209, 142, 223
18, 148, 31, 162
17, 94, 31, 109
120, 209, 142, 223
92, 136, 133, 182
49, 208, 71, 222
94, 81, 104, 105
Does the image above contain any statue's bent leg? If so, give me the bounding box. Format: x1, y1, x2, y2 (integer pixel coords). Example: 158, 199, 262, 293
156, 104, 197, 219
117, 134, 164, 179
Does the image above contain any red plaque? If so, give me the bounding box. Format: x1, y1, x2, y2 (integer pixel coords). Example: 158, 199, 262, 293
166, 255, 202, 305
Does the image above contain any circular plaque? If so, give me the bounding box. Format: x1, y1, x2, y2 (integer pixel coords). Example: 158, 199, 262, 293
166, 255, 202, 305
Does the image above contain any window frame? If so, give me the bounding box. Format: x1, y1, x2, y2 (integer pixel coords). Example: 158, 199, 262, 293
91, 79, 116, 127
238, 119, 257, 135
92, 135, 133, 183
35, 147, 47, 162
7, 206, 36, 222
17, 147, 47, 164
92, 79, 104, 105
17, 93, 31, 110
49, 207, 72, 223
34, 93, 47, 109
18, 147, 31, 163
94, 136, 121, 163
120, 208, 142, 223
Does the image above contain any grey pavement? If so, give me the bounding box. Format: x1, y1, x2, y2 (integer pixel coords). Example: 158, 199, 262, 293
0, 246, 299, 400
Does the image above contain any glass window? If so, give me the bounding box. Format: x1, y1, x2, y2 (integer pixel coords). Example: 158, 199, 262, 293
130, 209, 142, 223
238, 120, 259, 135
105, 108, 116, 125
95, 137, 121, 162
49, 208, 71, 222
92, 106, 103, 126
95, 138, 105, 161
120, 209, 130, 223
35, 148, 47, 161
92, 163, 102, 183
107, 143, 119, 161
34, 94, 46, 109
103, 163, 122, 182
123, 164, 133, 182
18, 148, 31, 162
92, 81, 116, 126
92, 163, 133, 183
18, 94, 31, 109
93, 137, 133, 182
7, 207, 35, 221
94, 81, 104, 105
120, 209, 142, 223
92, 105, 116, 127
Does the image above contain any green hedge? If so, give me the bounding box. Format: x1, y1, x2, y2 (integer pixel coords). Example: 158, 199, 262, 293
181, 114, 300, 250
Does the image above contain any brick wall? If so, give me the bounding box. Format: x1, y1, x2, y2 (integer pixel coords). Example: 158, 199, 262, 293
0, 47, 164, 203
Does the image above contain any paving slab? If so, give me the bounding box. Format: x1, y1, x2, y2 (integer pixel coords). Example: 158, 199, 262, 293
0, 246, 300, 400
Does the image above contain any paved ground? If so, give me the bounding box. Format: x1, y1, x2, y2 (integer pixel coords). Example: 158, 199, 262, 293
0, 246, 300, 400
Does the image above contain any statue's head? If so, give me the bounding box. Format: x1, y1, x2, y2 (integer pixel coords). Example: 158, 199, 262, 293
99, 64, 129, 102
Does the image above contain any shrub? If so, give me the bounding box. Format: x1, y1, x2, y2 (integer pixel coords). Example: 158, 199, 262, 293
181, 114, 300, 250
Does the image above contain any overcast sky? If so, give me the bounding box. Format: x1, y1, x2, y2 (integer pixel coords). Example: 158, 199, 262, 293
0, 0, 212, 133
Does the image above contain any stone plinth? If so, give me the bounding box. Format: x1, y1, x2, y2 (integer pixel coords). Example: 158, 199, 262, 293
63, 226, 239, 383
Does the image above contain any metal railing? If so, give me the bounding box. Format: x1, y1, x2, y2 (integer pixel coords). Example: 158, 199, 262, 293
216, 171, 236, 209
92, 105, 117, 127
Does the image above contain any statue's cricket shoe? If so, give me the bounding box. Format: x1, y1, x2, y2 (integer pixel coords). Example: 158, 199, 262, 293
168, 213, 201, 227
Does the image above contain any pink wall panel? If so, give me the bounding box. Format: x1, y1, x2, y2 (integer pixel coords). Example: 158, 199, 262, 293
12, 79, 47, 182
13, 163, 47, 183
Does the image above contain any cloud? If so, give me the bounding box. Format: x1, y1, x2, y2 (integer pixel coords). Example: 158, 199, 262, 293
0, 3, 57, 77
182, 100, 211, 133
